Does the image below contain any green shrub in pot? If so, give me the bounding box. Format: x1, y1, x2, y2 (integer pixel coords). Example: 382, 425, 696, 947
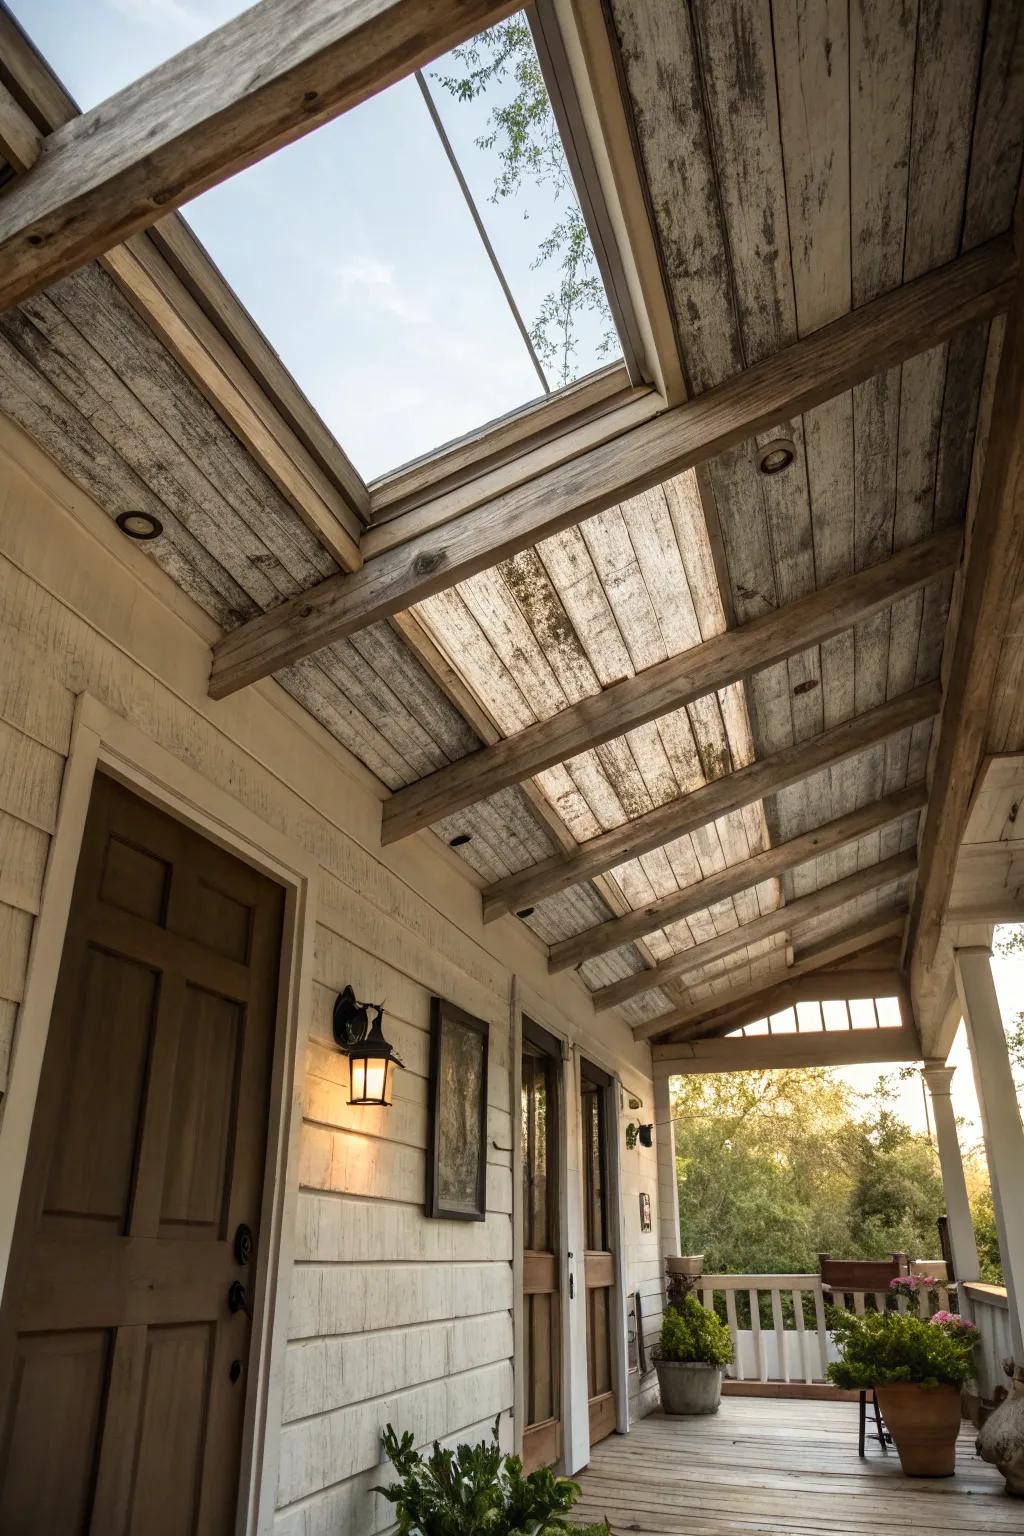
827, 1308, 979, 1476
376, 1417, 593, 1536
653, 1294, 733, 1415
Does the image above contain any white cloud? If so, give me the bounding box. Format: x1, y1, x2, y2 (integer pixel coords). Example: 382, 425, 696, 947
329, 256, 426, 324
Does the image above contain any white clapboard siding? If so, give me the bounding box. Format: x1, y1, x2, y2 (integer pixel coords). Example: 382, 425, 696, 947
0, 419, 661, 1535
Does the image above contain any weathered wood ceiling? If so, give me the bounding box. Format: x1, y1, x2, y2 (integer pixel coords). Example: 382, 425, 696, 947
1, 0, 1022, 1046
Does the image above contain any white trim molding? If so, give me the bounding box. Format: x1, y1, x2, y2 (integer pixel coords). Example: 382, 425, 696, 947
0, 693, 319, 1536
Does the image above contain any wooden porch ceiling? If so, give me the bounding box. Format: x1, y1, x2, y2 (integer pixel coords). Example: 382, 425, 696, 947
1, 1, 1022, 1049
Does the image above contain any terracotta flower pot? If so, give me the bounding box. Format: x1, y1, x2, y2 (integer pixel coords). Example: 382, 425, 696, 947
874, 1382, 963, 1476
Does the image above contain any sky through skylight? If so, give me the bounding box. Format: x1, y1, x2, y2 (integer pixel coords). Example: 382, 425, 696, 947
10, 0, 620, 478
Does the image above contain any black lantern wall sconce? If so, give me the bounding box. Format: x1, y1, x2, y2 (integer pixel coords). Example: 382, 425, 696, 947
332, 985, 403, 1107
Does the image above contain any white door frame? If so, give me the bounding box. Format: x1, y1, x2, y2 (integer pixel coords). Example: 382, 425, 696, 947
0, 693, 318, 1536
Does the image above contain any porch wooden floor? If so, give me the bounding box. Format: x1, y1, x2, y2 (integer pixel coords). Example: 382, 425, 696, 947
571, 1396, 1023, 1535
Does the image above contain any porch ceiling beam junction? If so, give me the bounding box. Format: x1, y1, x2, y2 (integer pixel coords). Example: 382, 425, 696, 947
378, 532, 958, 845
482, 683, 940, 922
908, 272, 1024, 1006
0, 0, 517, 311
653, 1016, 921, 1076
592, 849, 917, 1013
547, 781, 926, 972
208, 240, 1015, 697
632, 909, 910, 1044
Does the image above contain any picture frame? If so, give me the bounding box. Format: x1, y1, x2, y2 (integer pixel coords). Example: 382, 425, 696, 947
427, 997, 490, 1221
639, 1191, 652, 1233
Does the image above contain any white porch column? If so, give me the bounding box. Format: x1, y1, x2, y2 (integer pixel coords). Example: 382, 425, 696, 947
921, 1065, 981, 1297
954, 946, 1024, 1358
654, 1072, 680, 1261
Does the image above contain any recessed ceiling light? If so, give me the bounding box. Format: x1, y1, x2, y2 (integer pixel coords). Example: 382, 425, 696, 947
757, 438, 796, 475
448, 833, 472, 848
116, 510, 163, 540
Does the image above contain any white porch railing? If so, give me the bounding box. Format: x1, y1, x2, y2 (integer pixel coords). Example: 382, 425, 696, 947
962, 1281, 1012, 1403
698, 1272, 954, 1386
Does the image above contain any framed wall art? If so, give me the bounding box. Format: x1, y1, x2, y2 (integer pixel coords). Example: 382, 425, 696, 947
427, 997, 490, 1221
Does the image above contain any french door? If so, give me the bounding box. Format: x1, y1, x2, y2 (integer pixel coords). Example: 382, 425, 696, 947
521, 1022, 562, 1471
580, 1060, 617, 1447
0, 774, 283, 1534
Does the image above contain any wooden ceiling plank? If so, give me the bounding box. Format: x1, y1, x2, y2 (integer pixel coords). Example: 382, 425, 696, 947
0, 0, 517, 310
380, 533, 958, 844
547, 781, 926, 973
592, 849, 916, 1013
209, 239, 1016, 695
483, 681, 940, 921
634, 908, 909, 1044
909, 271, 1024, 1006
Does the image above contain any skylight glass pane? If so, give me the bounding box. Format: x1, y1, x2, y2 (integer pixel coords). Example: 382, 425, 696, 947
11, 3, 623, 479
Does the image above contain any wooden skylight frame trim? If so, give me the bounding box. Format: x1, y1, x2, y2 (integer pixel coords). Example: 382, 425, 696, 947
364, 0, 684, 524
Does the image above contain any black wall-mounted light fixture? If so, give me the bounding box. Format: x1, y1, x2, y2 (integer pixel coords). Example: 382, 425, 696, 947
332, 985, 403, 1107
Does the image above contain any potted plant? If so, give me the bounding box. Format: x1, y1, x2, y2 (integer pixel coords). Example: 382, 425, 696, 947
827, 1308, 979, 1476
375, 1416, 607, 1534
653, 1293, 734, 1415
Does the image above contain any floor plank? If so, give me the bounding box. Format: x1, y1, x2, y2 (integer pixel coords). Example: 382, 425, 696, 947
571, 1396, 1019, 1535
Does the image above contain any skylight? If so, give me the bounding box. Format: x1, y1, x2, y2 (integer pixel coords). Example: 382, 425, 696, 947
11, 2, 624, 479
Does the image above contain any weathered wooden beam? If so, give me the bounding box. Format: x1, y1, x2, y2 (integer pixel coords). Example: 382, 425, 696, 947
0, 0, 515, 310
209, 241, 1014, 695
483, 683, 940, 921
908, 276, 1024, 1009
632, 910, 909, 1043
593, 850, 916, 1012
379, 533, 957, 844
547, 782, 925, 972
653, 1018, 920, 1076
0, 79, 41, 173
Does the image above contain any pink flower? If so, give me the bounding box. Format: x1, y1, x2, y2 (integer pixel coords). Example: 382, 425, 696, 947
930, 1311, 977, 1334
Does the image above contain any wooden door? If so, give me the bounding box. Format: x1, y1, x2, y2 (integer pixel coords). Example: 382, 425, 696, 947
580, 1062, 616, 1447
0, 774, 284, 1535
521, 1025, 561, 1471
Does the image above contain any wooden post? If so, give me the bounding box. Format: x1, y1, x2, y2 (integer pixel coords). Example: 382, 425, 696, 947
921, 1065, 982, 1306
653, 1073, 680, 1264
954, 947, 1024, 1357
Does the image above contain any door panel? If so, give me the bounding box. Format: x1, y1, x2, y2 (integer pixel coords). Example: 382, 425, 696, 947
521, 1028, 561, 1472
580, 1064, 617, 1448
0, 774, 284, 1536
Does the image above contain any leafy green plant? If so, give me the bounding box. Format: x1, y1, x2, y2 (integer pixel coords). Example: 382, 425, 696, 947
435, 18, 615, 385
826, 1308, 979, 1390
375, 1416, 582, 1536
655, 1295, 733, 1367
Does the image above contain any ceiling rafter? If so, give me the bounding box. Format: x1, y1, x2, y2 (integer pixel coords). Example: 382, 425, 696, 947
548, 781, 926, 973
908, 272, 1024, 1041
633, 909, 910, 1044
378, 532, 957, 842
209, 239, 1014, 695
483, 683, 939, 921
592, 849, 916, 1012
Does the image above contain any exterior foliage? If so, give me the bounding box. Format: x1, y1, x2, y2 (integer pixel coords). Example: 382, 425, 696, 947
435, 18, 615, 386
376, 1418, 582, 1536
672, 1068, 947, 1273
656, 1296, 734, 1367
826, 1309, 979, 1390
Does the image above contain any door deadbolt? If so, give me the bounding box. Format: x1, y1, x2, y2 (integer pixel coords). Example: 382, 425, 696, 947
234, 1223, 254, 1266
